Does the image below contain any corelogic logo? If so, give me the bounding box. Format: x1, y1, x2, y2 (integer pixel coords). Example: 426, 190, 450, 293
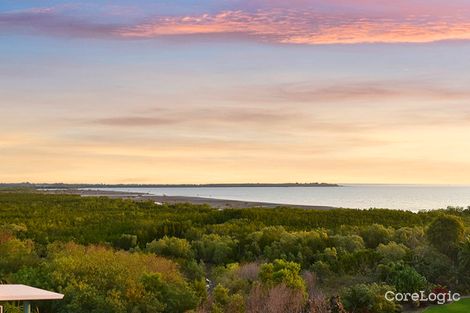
385, 291, 461, 305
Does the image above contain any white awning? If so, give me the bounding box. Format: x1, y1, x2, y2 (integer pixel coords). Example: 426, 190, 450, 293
0, 285, 64, 301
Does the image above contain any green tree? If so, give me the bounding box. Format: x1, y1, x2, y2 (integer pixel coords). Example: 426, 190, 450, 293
141, 273, 199, 313
146, 236, 193, 259
360, 224, 394, 249
458, 237, 470, 288
378, 262, 427, 294
0, 233, 38, 276
213, 284, 230, 306
377, 241, 409, 263
331, 235, 365, 254
15, 243, 198, 313
193, 234, 238, 264
426, 215, 465, 258
411, 245, 454, 286
394, 227, 425, 249
259, 259, 305, 292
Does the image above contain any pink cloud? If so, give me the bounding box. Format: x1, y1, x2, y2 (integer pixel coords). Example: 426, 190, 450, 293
119, 9, 470, 44
2, 4, 470, 44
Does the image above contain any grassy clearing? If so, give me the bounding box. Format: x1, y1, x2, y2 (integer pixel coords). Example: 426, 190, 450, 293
423, 298, 470, 313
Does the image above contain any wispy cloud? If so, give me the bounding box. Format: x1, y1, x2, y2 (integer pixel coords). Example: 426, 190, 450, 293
0, 9, 118, 38
91, 107, 304, 129
87, 79, 470, 135
222, 80, 470, 106
119, 10, 470, 44
2, 4, 470, 44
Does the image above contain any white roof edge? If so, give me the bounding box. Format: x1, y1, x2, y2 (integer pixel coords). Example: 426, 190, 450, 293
0, 284, 64, 301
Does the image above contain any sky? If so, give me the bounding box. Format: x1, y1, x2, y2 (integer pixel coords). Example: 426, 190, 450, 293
1, 0, 470, 184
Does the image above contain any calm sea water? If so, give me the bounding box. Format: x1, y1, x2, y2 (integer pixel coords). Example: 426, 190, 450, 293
94, 185, 470, 212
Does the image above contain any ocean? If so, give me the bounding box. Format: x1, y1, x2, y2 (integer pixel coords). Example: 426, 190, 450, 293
92, 184, 470, 212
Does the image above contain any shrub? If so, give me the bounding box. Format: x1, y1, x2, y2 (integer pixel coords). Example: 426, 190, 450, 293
342, 283, 397, 313
146, 236, 193, 259
114, 234, 138, 250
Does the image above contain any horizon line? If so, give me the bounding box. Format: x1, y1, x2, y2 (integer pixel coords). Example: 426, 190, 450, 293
2, 182, 470, 187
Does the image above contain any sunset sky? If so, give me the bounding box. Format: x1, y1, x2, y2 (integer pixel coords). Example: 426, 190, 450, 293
1, 0, 470, 184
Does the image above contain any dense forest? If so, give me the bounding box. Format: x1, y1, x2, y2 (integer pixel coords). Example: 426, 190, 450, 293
0, 191, 469, 313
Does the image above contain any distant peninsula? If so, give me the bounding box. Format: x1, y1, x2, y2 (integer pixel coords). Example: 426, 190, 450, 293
2, 182, 341, 189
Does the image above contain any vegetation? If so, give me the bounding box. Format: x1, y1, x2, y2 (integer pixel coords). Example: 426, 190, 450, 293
0, 191, 469, 312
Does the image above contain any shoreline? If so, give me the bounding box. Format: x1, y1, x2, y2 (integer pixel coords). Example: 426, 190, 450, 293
42, 189, 336, 210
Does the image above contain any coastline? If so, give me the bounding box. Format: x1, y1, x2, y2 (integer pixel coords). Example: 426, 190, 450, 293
42, 189, 336, 210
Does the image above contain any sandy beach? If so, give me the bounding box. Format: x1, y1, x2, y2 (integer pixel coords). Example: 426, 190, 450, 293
43, 189, 335, 210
